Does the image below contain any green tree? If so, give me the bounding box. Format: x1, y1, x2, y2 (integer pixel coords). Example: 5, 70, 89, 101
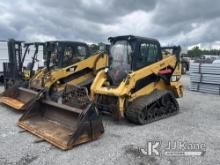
187, 46, 220, 58
187, 46, 202, 58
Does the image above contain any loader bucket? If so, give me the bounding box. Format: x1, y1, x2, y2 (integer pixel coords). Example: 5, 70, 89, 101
17, 100, 104, 150
0, 86, 39, 110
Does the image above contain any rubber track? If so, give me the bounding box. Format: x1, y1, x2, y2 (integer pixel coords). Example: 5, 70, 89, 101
125, 90, 179, 125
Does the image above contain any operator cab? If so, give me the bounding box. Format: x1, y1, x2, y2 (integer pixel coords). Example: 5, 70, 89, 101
46, 41, 90, 69
108, 35, 162, 85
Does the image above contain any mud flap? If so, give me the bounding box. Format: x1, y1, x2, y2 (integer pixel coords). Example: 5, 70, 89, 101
17, 99, 104, 150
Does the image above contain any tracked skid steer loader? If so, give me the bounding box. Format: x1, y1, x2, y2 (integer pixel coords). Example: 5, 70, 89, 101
0, 41, 108, 110
16, 42, 108, 149
89, 35, 183, 124
17, 35, 183, 150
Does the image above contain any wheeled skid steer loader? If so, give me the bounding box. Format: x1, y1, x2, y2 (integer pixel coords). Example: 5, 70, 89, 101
0, 41, 108, 110
90, 35, 183, 124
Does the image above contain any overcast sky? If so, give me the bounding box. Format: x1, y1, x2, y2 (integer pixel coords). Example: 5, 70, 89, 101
0, 0, 220, 49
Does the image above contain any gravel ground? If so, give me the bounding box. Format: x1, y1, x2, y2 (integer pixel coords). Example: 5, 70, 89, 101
0, 75, 220, 165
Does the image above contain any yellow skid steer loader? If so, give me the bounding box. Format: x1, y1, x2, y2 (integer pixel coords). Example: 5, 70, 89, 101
0, 41, 108, 110
90, 36, 183, 123
15, 41, 108, 150
17, 35, 183, 150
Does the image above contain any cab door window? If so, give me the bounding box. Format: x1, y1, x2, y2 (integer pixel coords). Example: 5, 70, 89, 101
136, 43, 159, 69
77, 46, 87, 60
147, 44, 158, 64
63, 46, 74, 67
